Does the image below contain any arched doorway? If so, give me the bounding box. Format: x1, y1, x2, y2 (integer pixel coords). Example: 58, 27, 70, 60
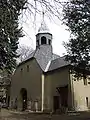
20, 88, 27, 111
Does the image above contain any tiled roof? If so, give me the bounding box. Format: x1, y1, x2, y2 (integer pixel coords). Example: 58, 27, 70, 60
34, 47, 51, 71
18, 51, 69, 72
48, 56, 70, 71
24, 48, 60, 71
18, 49, 69, 72
24, 51, 35, 61
52, 54, 60, 60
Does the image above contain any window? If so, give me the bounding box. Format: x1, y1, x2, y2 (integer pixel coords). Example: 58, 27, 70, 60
41, 36, 46, 45
27, 65, 29, 72
86, 97, 88, 107
88, 81, 90, 84
87, 76, 90, 84
20, 68, 23, 74
83, 78, 87, 85
49, 39, 51, 45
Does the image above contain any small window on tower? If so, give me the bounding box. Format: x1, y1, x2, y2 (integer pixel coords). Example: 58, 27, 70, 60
49, 39, 51, 45
41, 36, 46, 44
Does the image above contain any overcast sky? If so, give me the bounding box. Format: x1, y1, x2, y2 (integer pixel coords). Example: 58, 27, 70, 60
19, 0, 70, 56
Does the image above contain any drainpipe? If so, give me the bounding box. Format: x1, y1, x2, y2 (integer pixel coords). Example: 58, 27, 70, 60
70, 71, 75, 110
41, 74, 45, 112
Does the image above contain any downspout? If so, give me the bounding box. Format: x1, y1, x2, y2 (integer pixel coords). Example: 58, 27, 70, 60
70, 70, 75, 110
41, 74, 45, 111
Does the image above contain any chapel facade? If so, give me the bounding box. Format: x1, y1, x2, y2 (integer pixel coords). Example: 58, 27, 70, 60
10, 19, 90, 112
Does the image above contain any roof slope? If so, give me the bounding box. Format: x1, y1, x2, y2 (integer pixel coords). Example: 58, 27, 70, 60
24, 51, 35, 61
48, 56, 69, 71
18, 50, 69, 72
34, 46, 52, 71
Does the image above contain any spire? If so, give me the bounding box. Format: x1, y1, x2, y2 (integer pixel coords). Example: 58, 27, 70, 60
42, 11, 44, 22
38, 12, 50, 34
36, 11, 52, 48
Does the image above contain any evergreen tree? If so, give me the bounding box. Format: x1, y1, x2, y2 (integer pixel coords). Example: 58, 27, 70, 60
0, 0, 27, 73
63, 0, 90, 76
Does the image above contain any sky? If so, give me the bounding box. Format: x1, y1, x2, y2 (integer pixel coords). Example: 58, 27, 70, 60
19, 0, 70, 56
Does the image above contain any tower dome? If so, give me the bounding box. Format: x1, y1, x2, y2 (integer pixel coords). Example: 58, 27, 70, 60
38, 20, 50, 34
36, 20, 52, 48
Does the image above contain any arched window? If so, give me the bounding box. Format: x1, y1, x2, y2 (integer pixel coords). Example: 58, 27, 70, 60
41, 36, 46, 45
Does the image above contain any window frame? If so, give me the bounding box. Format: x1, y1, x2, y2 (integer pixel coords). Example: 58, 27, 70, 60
41, 36, 47, 45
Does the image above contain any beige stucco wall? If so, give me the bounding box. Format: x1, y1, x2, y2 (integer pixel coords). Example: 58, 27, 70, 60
10, 58, 42, 111
44, 67, 72, 111
70, 74, 90, 111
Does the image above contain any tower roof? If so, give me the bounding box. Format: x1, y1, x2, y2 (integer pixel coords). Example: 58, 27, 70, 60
38, 20, 50, 34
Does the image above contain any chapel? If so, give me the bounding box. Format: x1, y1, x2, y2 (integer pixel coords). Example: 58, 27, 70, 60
9, 19, 90, 112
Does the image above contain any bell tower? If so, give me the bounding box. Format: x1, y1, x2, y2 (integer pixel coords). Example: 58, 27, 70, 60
36, 12, 52, 48
35, 13, 53, 71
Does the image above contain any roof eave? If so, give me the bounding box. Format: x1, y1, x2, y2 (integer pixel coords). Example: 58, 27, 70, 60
17, 57, 34, 68
36, 32, 52, 36
44, 64, 71, 74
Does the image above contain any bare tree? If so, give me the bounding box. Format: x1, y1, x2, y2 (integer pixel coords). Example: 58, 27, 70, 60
17, 44, 33, 63
20, 0, 68, 26
27, 0, 63, 20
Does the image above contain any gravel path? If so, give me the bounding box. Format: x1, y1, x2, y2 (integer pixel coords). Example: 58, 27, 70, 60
1, 108, 90, 120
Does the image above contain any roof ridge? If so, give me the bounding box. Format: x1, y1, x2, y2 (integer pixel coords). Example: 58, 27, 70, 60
51, 56, 64, 62
44, 60, 51, 72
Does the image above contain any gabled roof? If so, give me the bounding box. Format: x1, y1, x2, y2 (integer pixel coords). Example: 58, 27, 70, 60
48, 56, 69, 72
24, 51, 35, 61
18, 50, 69, 72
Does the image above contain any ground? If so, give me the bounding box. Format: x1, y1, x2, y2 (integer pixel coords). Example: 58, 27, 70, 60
1, 109, 90, 120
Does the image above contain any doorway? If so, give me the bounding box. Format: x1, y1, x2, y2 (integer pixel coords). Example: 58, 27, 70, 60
20, 88, 27, 111
57, 85, 68, 107
53, 96, 60, 111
